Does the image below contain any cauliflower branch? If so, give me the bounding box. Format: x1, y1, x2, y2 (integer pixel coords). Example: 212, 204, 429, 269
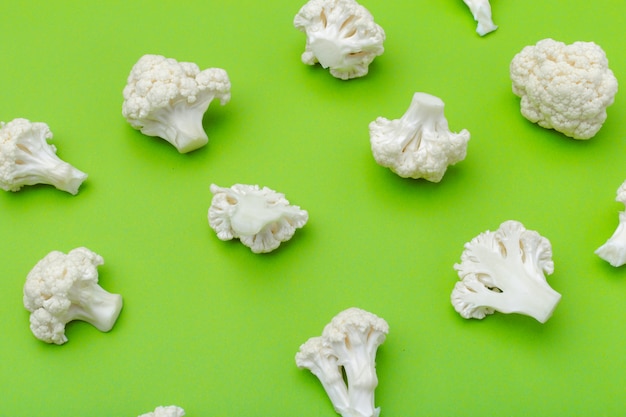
369, 92, 470, 182
294, 0, 385, 80
462, 0, 497, 36
122, 54, 231, 153
138, 405, 185, 417
208, 184, 309, 253
23, 247, 123, 344
296, 307, 389, 417
0, 118, 87, 194
595, 180, 626, 267
452, 220, 561, 323
510, 38, 618, 139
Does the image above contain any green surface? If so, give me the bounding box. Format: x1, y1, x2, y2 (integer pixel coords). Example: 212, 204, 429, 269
1, 1, 625, 416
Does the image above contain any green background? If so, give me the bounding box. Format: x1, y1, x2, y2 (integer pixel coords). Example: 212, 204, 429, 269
1, 1, 625, 415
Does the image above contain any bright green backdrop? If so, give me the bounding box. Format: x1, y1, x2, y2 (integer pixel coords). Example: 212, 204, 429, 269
1, 1, 625, 416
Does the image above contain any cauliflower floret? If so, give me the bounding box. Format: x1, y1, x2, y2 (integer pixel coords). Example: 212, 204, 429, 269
208, 184, 309, 253
369, 92, 470, 182
296, 307, 389, 417
595, 180, 626, 267
122, 54, 231, 153
463, 0, 497, 36
451, 220, 561, 323
23, 247, 123, 344
510, 38, 618, 139
294, 0, 385, 80
138, 405, 185, 417
0, 118, 87, 194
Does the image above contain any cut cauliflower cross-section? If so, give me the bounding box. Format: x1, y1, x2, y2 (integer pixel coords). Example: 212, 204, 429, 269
595, 179, 626, 267
122, 54, 231, 153
451, 220, 561, 323
369, 92, 470, 182
294, 0, 385, 80
208, 184, 309, 253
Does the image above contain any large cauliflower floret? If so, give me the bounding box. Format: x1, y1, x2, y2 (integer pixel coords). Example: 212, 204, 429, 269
296, 307, 389, 417
122, 54, 231, 153
451, 220, 561, 323
0, 118, 87, 194
23, 247, 123, 345
510, 38, 618, 140
208, 184, 309, 253
294, 0, 385, 80
369, 92, 470, 182
595, 180, 626, 267
138, 405, 185, 417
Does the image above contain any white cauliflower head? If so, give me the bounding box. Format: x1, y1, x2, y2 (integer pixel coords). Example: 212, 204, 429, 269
510, 38, 618, 140
208, 184, 309, 253
369, 92, 470, 182
451, 220, 561, 323
294, 0, 385, 80
138, 405, 185, 417
0, 118, 87, 194
595, 180, 626, 267
122, 54, 231, 153
23, 247, 123, 344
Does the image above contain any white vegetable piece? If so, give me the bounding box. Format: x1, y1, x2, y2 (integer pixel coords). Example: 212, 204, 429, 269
23, 247, 123, 345
0, 118, 87, 195
294, 0, 385, 80
451, 220, 561, 323
369, 92, 470, 182
122, 54, 231, 153
296, 307, 389, 417
138, 405, 185, 417
510, 38, 618, 140
595, 180, 626, 267
462, 0, 497, 36
208, 184, 309, 253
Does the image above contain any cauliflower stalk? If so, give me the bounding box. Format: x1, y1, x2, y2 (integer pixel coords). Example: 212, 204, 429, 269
294, 0, 385, 80
122, 54, 231, 153
208, 183, 309, 253
138, 405, 185, 417
23, 247, 123, 345
369, 92, 470, 182
451, 220, 561, 323
462, 0, 497, 36
510, 38, 618, 140
296, 307, 389, 417
0, 118, 87, 195
595, 180, 626, 267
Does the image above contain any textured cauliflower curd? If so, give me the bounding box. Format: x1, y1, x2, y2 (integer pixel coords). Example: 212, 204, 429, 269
294, 0, 385, 80
510, 38, 618, 139
208, 184, 309, 253
138, 405, 185, 417
122, 54, 231, 153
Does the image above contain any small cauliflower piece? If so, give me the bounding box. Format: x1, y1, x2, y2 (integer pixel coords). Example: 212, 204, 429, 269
296, 307, 389, 417
294, 0, 385, 80
451, 220, 561, 323
138, 405, 185, 417
23, 247, 123, 345
122, 54, 231, 153
208, 184, 309, 253
0, 118, 87, 194
595, 180, 626, 267
369, 92, 470, 182
462, 0, 497, 36
510, 38, 618, 139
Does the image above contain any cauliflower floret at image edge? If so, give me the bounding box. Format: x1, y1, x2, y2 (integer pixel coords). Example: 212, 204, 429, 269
208, 183, 309, 253
294, 0, 385, 80
23, 247, 123, 345
595, 180, 626, 267
122, 54, 231, 153
0, 118, 87, 194
510, 38, 618, 140
138, 405, 185, 417
451, 220, 561, 323
296, 307, 389, 417
463, 0, 497, 36
369, 92, 470, 182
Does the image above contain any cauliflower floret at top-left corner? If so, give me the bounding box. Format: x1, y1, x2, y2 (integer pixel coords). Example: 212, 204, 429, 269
122, 54, 231, 153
